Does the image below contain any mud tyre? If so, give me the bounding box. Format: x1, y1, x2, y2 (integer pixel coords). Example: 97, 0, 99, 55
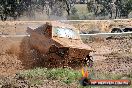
84, 55, 93, 67
87, 58, 93, 67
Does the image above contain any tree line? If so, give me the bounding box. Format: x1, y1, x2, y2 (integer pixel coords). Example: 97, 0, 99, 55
0, 0, 132, 20
87, 0, 132, 19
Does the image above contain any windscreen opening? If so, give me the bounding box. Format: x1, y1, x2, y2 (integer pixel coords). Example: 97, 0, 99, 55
53, 27, 79, 39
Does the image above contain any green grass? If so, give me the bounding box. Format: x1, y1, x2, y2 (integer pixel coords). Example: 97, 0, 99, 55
19, 67, 82, 85
19, 67, 132, 88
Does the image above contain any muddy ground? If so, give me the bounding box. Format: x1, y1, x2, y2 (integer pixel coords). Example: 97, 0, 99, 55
0, 21, 132, 87
0, 35, 132, 88
87, 36, 132, 74
0, 35, 132, 74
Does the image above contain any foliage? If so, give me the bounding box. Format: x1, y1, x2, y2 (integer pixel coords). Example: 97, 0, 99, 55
0, 0, 132, 20
87, 0, 132, 19
64, 0, 76, 15
71, 7, 78, 15
19, 67, 82, 85
19, 67, 132, 87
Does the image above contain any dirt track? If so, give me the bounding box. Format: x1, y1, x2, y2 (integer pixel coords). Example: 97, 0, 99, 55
0, 21, 132, 75
87, 36, 132, 74
0, 35, 132, 76
0, 22, 132, 88
0, 20, 132, 35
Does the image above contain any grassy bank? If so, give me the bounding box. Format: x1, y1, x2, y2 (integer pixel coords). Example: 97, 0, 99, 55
19, 68, 82, 85
18, 67, 132, 88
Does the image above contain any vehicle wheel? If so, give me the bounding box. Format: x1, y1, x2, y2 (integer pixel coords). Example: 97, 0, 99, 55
84, 55, 93, 67
1, 14, 7, 21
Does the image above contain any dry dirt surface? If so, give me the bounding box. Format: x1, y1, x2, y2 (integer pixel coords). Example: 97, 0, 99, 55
0, 21, 132, 87
0, 20, 132, 35
0, 35, 132, 76
0, 37, 23, 76
87, 36, 132, 74
0, 36, 47, 76
0, 30, 132, 75
72, 19, 132, 32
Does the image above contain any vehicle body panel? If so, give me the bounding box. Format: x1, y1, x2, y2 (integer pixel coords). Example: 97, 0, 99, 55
26, 21, 93, 67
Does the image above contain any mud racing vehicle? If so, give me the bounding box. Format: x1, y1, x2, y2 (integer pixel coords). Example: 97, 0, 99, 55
27, 21, 93, 68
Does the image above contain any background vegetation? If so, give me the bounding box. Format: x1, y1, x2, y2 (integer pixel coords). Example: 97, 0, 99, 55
0, 0, 132, 20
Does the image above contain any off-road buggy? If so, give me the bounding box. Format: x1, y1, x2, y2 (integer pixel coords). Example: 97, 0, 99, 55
27, 21, 93, 68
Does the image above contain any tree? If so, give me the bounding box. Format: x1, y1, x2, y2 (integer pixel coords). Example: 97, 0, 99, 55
51, 0, 76, 16
0, 0, 22, 20
63, 0, 76, 15
87, 0, 132, 19
114, 0, 132, 18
